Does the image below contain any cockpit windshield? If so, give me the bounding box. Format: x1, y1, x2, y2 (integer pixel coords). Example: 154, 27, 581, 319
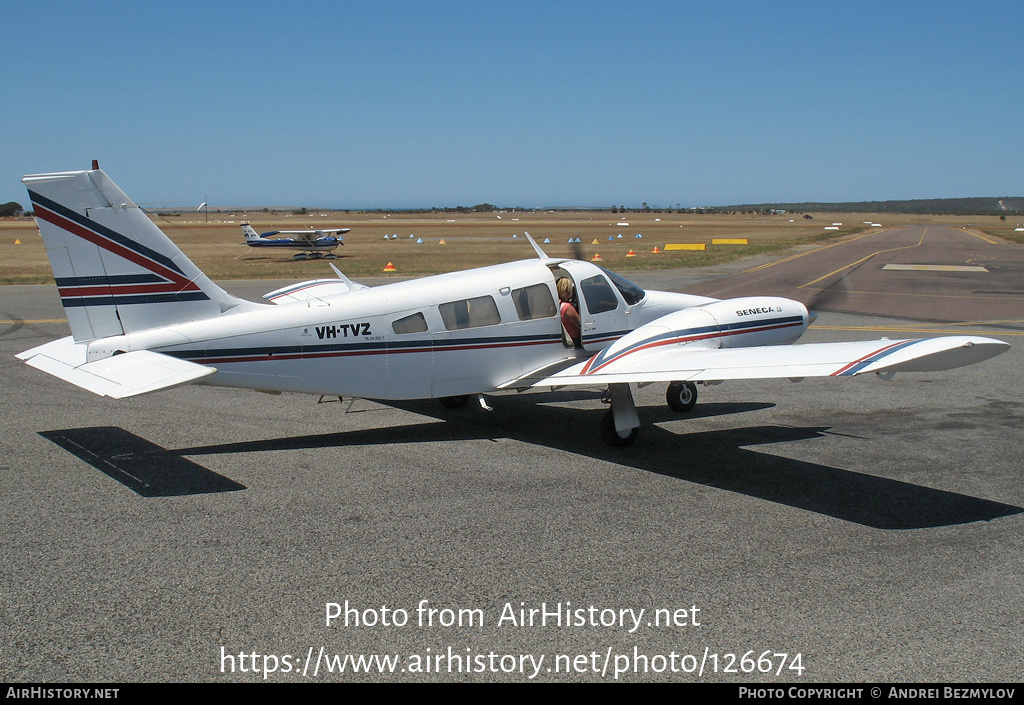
599, 267, 646, 305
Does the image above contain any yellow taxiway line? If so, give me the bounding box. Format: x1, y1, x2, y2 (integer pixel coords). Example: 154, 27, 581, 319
742, 229, 884, 274
798, 228, 928, 289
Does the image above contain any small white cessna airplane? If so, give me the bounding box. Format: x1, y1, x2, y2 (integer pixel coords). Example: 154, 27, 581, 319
241, 222, 349, 259
17, 166, 1010, 445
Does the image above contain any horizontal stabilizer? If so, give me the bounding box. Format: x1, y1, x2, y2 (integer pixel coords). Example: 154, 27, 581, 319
17, 337, 215, 398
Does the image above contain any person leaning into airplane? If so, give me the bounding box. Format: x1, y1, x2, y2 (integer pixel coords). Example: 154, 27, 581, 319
557, 277, 582, 348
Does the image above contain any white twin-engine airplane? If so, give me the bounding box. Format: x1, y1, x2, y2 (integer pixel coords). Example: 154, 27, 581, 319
17, 167, 1010, 445
241, 222, 349, 259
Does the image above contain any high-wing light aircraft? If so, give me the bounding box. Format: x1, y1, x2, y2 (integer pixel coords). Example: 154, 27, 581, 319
241, 222, 349, 259
17, 167, 1010, 445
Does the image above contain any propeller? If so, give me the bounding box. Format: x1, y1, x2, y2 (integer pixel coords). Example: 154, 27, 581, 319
801, 268, 853, 315
570, 236, 584, 262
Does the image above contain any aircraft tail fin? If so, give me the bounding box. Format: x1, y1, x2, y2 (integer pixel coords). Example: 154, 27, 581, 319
23, 167, 263, 342
241, 223, 263, 242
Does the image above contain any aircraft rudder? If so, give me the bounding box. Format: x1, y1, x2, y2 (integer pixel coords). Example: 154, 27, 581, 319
241, 222, 261, 241
23, 167, 262, 342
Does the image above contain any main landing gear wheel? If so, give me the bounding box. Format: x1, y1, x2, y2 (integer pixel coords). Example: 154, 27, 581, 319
666, 381, 698, 412
599, 410, 639, 447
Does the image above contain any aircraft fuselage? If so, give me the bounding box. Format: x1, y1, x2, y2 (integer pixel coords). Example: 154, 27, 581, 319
84, 257, 788, 400
246, 237, 341, 251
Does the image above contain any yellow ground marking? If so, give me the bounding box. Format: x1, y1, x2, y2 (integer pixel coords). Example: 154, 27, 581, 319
798, 228, 928, 289
799, 286, 1020, 302
743, 229, 886, 273
964, 229, 999, 244
882, 264, 987, 272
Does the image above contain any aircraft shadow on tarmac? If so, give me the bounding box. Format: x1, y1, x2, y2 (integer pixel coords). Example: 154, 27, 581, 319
38, 428, 246, 497
41, 394, 1022, 529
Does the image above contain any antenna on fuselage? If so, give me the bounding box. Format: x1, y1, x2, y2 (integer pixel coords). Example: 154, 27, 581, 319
524, 232, 549, 259
328, 262, 365, 290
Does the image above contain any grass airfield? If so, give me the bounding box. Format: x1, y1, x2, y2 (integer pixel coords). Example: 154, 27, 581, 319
1, 209, 1020, 285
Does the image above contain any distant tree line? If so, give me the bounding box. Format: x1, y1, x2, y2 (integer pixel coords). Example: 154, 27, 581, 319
435, 203, 499, 213
150, 196, 1020, 217
711, 197, 1023, 216
607, 197, 1024, 216
612, 204, 679, 213
0, 201, 24, 217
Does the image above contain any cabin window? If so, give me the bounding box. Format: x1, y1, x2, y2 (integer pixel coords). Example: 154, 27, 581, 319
512, 284, 557, 321
579, 275, 619, 314
392, 312, 428, 334
438, 295, 501, 330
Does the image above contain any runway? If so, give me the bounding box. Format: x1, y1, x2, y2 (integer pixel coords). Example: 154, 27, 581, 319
687, 224, 1024, 325
2, 226, 1023, 682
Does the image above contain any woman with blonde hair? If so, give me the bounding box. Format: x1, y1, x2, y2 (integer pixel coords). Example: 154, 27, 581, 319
557, 277, 582, 348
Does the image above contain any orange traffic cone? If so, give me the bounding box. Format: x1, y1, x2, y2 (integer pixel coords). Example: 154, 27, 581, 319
383, 262, 397, 272
591, 253, 603, 262
651, 246, 661, 253
626, 249, 636, 257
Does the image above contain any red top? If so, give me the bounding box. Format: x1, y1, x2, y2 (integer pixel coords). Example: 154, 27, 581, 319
560, 301, 581, 341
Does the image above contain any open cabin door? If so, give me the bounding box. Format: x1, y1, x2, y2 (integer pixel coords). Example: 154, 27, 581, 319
551, 260, 635, 353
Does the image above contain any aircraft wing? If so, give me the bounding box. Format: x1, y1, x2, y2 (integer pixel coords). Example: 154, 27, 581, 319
17, 336, 216, 398
500, 336, 1010, 389
275, 229, 350, 237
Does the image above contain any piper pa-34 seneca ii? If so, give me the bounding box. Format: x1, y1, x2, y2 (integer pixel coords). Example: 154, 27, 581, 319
18, 166, 1010, 445
241, 222, 349, 259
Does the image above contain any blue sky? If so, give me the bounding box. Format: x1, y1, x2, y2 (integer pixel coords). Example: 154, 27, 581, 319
3, 0, 1021, 209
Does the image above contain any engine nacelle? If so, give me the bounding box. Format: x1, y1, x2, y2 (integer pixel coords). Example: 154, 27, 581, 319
588, 296, 812, 372
696, 296, 811, 348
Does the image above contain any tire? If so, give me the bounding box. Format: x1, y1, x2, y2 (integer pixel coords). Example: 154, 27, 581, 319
666, 381, 697, 412
599, 410, 639, 446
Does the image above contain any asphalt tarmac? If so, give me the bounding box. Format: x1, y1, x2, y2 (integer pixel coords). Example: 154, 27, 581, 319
2, 226, 1022, 683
